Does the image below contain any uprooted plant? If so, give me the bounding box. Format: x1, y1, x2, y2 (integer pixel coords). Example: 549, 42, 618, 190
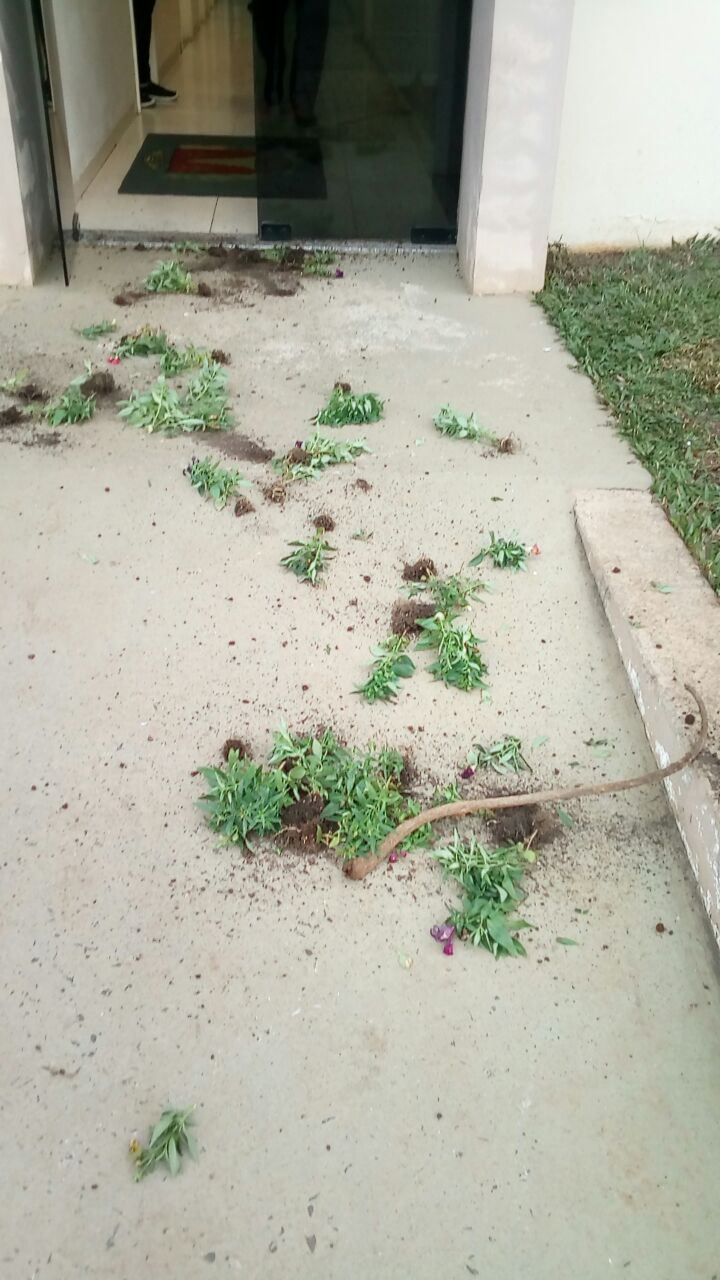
46, 372, 96, 425
198, 729, 431, 861
357, 634, 415, 702
434, 405, 499, 445
273, 431, 370, 480
406, 572, 486, 614
302, 249, 337, 277
466, 735, 531, 776
315, 384, 384, 426
144, 258, 196, 294
77, 320, 117, 339
115, 326, 207, 376
119, 360, 231, 433
416, 612, 489, 692
470, 533, 527, 571
280, 530, 335, 584
430, 832, 535, 957
130, 1106, 198, 1180
184, 455, 247, 508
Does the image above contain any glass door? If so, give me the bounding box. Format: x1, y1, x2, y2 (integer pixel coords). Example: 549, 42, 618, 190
249, 0, 472, 242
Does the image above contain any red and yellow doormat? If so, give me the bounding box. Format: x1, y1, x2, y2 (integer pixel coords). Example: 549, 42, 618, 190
119, 133, 325, 199
167, 143, 256, 177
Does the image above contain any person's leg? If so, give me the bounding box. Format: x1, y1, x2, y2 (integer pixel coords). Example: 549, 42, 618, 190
133, 0, 157, 88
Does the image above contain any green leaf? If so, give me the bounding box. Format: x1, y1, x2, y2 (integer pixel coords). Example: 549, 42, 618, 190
556, 936, 579, 946
557, 807, 574, 828
651, 581, 673, 593
167, 1137, 180, 1175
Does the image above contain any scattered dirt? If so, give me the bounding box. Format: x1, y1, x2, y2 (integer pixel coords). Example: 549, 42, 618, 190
80, 371, 116, 398
193, 247, 307, 298
208, 433, 274, 464
23, 432, 62, 449
113, 291, 143, 307
234, 497, 255, 517
222, 738, 253, 762
402, 557, 437, 583
487, 803, 560, 848
280, 794, 326, 850
313, 513, 335, 532
353, 478, 372, 493
197, 282, 213, 298
262, 481, 287, 507
0, 405, 26, 427
390, 598, 436, 636
335, 381, 351, 393
210, 348, 231, 365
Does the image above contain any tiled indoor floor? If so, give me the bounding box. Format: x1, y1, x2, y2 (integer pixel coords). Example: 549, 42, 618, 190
76, 0, 258, 236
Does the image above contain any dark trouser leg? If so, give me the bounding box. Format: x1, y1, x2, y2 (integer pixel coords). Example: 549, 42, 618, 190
133, 0, 157, 86
290, 0, 329, 114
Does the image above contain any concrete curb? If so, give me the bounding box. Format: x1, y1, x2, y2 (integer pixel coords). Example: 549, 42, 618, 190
574, 489, 720, 948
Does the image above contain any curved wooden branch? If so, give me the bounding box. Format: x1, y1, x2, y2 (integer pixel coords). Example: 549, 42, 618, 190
344, 683, 708, 881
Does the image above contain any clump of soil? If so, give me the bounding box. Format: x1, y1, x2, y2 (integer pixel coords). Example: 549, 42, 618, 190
335, 380, 351, 393
210, 348, 231, 365
210, 433, 273, 463
390, 598, 436, 636
17, 383, 48, 404
313, 513, 335, 532
354, 478, 372, 493
80, 371, 116, 398
487, 803, 560, 848
280, 794, 326, 850
496, 435, 517, 454
398, 753, 419, 795
286, 445, 311, 466
197, 281, 213, 297
234, 496, 255, 517
222, 737, 253, 761
262, 481, 287, 506
0, 405, 26, 427
403, 557, 437, 583
113, 291, 143, 307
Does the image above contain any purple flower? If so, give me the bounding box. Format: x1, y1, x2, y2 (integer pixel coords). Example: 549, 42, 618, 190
460, 766, 475, 780
430, 923, 455, 944
295, 440, 303, 448
443, 942, 454, 957
388, 852, 398, 864
335, 269, 344, 279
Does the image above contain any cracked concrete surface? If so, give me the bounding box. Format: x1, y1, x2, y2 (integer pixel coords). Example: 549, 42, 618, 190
1, 248, 719, 1279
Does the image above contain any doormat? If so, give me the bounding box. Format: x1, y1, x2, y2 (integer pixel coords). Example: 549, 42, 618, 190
118, 133, 326, 199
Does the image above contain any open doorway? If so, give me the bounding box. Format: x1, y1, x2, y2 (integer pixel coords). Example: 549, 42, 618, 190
40, 0, 472, 245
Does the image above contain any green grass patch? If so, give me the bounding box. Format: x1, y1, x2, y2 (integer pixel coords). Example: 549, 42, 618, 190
537, 238, 720, 593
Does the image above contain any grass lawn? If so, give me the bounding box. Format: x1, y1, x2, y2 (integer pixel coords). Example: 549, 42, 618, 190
537, 237, 720, 594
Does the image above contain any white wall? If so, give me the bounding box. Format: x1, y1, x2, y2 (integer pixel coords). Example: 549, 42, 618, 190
50, 0, 136, 194
550, 0, 720, 248
458, 0, 574, 294
153, 0, 183, 76
0, 3, 57, 283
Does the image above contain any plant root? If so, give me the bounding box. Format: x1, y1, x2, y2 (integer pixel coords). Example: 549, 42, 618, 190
344, 684, 708, 880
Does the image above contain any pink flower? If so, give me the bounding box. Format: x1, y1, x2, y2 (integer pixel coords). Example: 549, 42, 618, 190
460, 766, 475, 780
388, 852, 398, 864
430, 923, 455, 944
108, 356, 121, 365
335, 269, 344, 279
443, 942, 454, 957
530, 543, 541, 556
